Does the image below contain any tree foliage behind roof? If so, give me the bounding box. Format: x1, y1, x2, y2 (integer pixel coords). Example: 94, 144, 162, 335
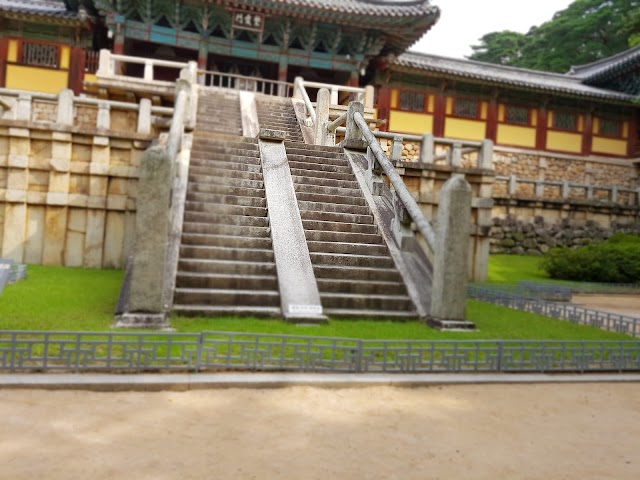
469, 0, 640, 73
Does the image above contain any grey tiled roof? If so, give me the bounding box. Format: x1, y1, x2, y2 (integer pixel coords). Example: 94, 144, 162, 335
569, 46, 640, 83
393, 51, 637, 103
261, 0, 437, 17
0, 0, 75, 17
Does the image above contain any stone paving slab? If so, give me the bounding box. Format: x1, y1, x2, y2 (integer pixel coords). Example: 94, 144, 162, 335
0, 372, 638, 391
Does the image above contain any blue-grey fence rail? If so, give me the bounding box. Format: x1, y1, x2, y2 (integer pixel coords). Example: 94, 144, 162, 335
468, 285, 640, 337
1, 330, 639, 373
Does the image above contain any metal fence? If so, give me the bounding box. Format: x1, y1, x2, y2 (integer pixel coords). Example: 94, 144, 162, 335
1, 330, 639, 374
468, 285, 640, 337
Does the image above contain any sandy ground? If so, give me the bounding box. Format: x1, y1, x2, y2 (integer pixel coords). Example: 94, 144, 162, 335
2, 384, 640, 479
572, 294, 640, 317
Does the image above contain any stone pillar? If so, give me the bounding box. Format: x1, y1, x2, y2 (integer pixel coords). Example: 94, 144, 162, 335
429, 175, 475, 329
56, 89, 74, 126
97, 102, 110, 130
343, 101, 366, 150
419, 133, 434, 164
137, 98, 152, 135
363, 85, 375, 110
315, 88, 330, 145
115, 146, 172, 328
16, 94, 32, 121
85, 135, 110, 268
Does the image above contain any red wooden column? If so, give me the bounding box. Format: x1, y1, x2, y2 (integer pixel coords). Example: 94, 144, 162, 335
536, 100, 549, 151
628, 110, 638, 157
0, 38, 8, 88
485, 92, 498, 142
376, 86, 390, 132
433, 83, 446, 137
581, 111, 593, 156
68, 47, 86, 95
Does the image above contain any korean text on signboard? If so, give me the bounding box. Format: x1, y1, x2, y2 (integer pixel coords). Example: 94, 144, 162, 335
231, 10, 265, 33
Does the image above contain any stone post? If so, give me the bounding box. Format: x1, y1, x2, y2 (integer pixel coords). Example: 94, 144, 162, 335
96, 49, 112, 76
449, 142, 462, 167
391, 135, 403, 163
137, 98, 152, 135
342, 101, 366, 150
479, 139, 494, 169
16, 94, 32, 121
143, 60, 154, 81
364, 85, 375, 109
293, 76, 303, 100
419, 133, 434, 164
115, 146, 172, 328
56, 89, 74, 126
429, 175, 475, 329
97, 102, 110, 130
315, 88, 330, 145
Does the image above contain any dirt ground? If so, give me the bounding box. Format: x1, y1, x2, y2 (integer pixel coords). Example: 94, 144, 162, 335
1, 384, 640, 479
572, 294, 640, 317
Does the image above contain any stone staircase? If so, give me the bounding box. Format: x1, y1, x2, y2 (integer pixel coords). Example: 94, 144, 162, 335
172, 91, 279, 316
171, 91, 418, 320
256, 96, 305, 143
286, 141, 416, 319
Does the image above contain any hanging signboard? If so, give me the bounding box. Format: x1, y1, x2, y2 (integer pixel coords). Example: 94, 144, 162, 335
231, 9, 265, 33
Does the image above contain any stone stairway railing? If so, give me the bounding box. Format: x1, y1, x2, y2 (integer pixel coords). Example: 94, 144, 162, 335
494, 175, 640, 205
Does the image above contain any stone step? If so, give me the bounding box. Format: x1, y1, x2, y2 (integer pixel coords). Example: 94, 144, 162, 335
316, 278, 407, 295
286, 153, 349, 168
298, 200, 371, 216
190, 146, 260, 158
294, 182, 363, 198
188, 171, 264, 190
181, 208, 268, 227
196, 125, 242, 135
187, 183, 266, 199
320, 292, 414, 311
183, 201, 266, 218
189, 165, 264, 183
285, 146, 345, 159
174, 288, 280, 307
180, 245, 274, 263
307, 240, 387, 256
173, 305, 281, 318
290, 168, 354, 182
295, 191, 367, 207
189, 158, 262, 173
179, 258, 276, 275
176, 272, 278, 291
305, 229, 384, 245
300, 209, 373, 225
288, 160, 352, 175
313, 265, 402, 282
181, 233, 272, 250
310, 252, 395, 269
322, 308, 417, 320
186, 191, 267, 208
303, 219, 378, 235
182, 221, 270, 238
291, 174, 359, 190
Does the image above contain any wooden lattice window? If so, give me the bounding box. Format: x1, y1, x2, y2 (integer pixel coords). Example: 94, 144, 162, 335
399, 91, 425, 112
454, 98, 478, 118
598, 118, 622, 138
553, 111, 577, 131
505, 105, 530, 125
21, 41, 58, 68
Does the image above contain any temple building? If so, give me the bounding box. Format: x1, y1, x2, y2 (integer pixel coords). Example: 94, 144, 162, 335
0, 0, 639, 162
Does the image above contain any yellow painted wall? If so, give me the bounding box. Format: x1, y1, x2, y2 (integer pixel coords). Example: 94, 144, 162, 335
389, 111, 433, 135
6, 65, 68, 93
496, 124, 536, 148
390, 89, 398, 109
84, 73, 97, 85
444, 118, 486, 141
498, 105, 505, 122
546, 131, 582, 153
445, 97, 453, 115
7, 39, 18, 62
592, 137, 628, 156
60, 46, 70, 69
480, 102, 487, 120
427, 94, 434, 113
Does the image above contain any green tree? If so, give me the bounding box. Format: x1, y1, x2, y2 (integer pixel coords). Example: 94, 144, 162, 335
470, 31, 527, 65
469, 0, 640, 72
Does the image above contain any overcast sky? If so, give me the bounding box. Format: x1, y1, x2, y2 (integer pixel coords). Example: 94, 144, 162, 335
411, 0, 575, 58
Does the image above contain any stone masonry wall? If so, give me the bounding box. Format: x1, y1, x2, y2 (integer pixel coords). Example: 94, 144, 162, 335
0, 124, 150, 268
491, 216, 640, 255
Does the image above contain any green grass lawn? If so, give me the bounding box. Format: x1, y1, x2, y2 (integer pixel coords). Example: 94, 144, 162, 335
0, 259, 633, 340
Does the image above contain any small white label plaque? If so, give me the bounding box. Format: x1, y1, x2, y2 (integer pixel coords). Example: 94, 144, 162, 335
289, 304, 323, 316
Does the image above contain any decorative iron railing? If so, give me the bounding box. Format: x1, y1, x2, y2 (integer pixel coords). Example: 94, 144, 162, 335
468, 284, 640, 337
0, 331, 638, 374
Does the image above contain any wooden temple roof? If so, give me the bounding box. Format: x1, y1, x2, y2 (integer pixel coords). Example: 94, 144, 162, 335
0, 0, 88, 25
569, 45, 640, 84
391, 51, 638, 105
